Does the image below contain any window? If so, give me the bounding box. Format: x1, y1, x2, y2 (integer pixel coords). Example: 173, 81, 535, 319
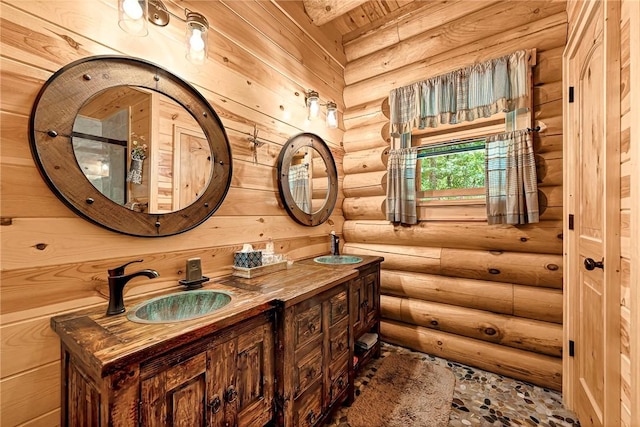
416, 138, 486, 206
414, 107, 530, 210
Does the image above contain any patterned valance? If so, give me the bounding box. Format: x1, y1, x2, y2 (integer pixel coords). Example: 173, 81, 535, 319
389, 50, 529, 137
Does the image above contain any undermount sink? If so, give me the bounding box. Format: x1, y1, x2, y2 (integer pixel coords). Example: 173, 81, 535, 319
314, 255, 363, 265
127, 290, 232, 324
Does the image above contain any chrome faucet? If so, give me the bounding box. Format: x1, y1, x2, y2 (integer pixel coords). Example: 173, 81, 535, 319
106, 259, 159, 316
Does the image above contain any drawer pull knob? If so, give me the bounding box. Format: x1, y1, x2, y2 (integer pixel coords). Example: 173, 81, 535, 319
225, 385, 238, 403
307, 410, 316, 425
308, 323, 316, 333
209, 396, 221, 414
338, 377, 345, 388
337, 304, 345, 314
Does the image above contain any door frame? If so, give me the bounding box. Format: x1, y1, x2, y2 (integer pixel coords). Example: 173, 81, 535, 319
629, 0, 640, 424
562, 0, 621, 424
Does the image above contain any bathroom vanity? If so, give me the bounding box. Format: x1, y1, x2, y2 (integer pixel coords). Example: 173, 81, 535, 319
51, 256, 382, 427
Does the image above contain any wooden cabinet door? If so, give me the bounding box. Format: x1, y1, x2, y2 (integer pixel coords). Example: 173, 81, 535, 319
209, 318, 274, 427
209, 339, 236, 427
362, 271, 379, 326
235, 321, 274, 427
350, 277, 364, 337
141, 352, 208, 427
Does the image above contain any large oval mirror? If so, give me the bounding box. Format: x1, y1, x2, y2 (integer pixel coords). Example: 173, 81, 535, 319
29, 56, 232, 236
277, 132, 338, 226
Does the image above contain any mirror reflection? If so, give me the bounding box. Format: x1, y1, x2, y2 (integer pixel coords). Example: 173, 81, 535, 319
277, 132, 337, 226
72, 86, 212, 214
288, 147, 329, 214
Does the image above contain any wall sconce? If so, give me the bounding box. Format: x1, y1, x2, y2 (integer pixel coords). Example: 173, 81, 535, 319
117, 0, 209, 64
185, 10, 209, 65
306, 90, 320, 120
118, 0, 148, 36
305, 90, 338, 128
326, 102, 338, 129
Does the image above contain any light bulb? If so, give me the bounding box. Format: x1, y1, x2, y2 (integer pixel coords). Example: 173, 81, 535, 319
326, 102, 338, 129
122, 0, 143, 20
306, 91, 320, 120
189, 28, 205, 52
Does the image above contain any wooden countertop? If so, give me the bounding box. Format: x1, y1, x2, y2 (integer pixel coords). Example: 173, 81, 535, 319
50, 258, 380, 378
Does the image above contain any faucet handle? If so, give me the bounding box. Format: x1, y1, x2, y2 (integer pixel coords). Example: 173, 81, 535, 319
108, 259, 143, 276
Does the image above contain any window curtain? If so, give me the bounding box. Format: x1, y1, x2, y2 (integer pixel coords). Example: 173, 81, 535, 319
390, 50, 529, 136
387, 133, 418, 225
485, 130, 539, 225
288, 164, 310, 213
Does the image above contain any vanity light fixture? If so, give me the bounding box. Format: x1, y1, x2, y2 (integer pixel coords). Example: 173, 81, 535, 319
185, 10, 209, 65
326, 101, 338, 129
118, 0, 148, 36
306, 90, 320, 120
305, 90, 339, 128
117, 0, 209, 64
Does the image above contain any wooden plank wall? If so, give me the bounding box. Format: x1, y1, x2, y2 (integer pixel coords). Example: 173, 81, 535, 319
0, 1, 346, 425
340, 1, 568, 391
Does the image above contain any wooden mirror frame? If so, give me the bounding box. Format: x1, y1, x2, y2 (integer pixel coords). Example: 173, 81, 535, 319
29, 56, 232, 237
277, 132, 338, 226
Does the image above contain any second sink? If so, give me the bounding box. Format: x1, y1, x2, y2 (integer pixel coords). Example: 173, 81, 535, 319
314, 255, 363, 265
127, 290, 232, 324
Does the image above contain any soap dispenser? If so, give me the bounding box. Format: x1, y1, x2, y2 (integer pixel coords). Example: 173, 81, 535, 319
263, 237, 275, 265
330, 231, 340, 256
265, 237, 274, 255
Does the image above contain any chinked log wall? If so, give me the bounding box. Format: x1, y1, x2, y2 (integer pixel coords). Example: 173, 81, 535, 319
341, 0, 568, 390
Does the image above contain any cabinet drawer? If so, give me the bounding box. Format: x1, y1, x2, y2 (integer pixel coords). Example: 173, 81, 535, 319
294, 384, 323, 427
329, 290, 348, 326
294, 346, 323, 398
329, 361, 349, 405
329, 320, 349, 363
295, 304, 322, 349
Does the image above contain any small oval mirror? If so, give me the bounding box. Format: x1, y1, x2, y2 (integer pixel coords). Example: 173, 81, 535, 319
277, 133, 337, 226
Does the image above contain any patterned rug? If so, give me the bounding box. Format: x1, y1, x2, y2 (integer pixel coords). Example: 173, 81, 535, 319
346, 352, 455, 426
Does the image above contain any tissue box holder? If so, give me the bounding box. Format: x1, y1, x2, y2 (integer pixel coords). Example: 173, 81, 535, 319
234, 251, 262, 268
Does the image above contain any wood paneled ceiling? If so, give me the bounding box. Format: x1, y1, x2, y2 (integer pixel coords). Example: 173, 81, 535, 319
302, 0, 420, 41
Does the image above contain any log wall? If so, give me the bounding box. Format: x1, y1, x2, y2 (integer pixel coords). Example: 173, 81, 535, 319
0, 1, 346, 424
341, 1, 568, 390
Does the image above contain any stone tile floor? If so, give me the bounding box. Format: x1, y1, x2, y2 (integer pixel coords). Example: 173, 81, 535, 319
326, 343, 580, 427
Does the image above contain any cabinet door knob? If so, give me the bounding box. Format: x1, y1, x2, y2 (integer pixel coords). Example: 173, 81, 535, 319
225, 385, 238, 403
308, 323, 316, 333
584, 257, 604, 271
209, 395, 221, 414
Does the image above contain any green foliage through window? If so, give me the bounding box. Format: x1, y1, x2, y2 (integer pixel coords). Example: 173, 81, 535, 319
417, 140, 485, 196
